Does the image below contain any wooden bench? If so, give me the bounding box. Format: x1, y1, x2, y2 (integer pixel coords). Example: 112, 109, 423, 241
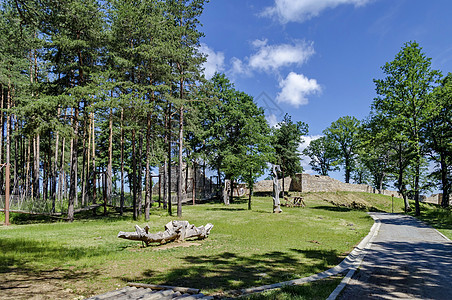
283, 196, 306, 207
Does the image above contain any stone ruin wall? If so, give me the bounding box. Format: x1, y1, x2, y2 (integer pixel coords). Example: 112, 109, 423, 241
422, 193, 452, 205
253, 173, 403, 198
151, 168, 449, 203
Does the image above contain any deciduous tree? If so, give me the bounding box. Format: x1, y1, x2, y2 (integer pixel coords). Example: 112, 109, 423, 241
373, 41, 441, 215
302, 136, 339, 176
323, 116, 360, 183
272, 114, 308, 196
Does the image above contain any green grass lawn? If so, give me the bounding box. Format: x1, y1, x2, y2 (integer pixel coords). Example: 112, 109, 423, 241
0, 193, 405, 299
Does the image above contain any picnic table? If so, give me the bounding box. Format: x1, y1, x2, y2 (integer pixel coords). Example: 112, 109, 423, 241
283, 196, 306, 207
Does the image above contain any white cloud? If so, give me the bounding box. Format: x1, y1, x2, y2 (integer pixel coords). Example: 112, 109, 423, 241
251, 38, 269, 48
262, 0, 374, 24
298, 135, 323, 174
276, 72, 321, 107
299, 134, 322, 152
266, 114, 280, 128
229, 57, 252, 77
199, 43, 225, 79
229, 40, 315, 76
249, 40, 315, 73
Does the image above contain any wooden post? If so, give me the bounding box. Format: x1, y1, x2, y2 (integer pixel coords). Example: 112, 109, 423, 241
4, 163, 10, 225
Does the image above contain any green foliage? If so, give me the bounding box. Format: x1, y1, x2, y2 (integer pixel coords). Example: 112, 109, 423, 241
302, 136, 339, 176
323, 116, 360, 183
372, 41, 442, 215
272, 114, 308, 178
422, 73, 452, 207
358, 115, 393, 189
197, 73, 273, 185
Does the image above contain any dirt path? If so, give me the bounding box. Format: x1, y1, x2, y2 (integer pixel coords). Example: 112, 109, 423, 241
338, 213, 452, 300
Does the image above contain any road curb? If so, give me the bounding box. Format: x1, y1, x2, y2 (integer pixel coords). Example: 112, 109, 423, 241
431, 226, 451, 242
326, 213, 381, 300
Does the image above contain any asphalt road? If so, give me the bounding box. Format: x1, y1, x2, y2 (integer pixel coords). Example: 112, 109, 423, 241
338, 212, 452, 300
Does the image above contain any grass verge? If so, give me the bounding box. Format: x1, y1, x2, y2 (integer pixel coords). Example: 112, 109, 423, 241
409, 201, 452, 240
244, 276, 343, 300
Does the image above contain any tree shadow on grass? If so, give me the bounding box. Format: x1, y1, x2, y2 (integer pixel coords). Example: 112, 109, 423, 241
253, 210, 272, 214
311, 205, 384, 213
121, 249, 340, 292
411, 208, 452, 232
0, 238, 101, 299
206, 207, 246, 212
0, 237, 103, 274
311, 205, 353, 212
8, 213, 62, 225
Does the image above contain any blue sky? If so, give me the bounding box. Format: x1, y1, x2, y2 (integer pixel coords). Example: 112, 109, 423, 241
197, 0, 452, 180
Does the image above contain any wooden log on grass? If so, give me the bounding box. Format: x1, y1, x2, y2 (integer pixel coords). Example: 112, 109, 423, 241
118, 221, 213, 246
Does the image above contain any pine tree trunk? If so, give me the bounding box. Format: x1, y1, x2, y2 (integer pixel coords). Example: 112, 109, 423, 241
25, 138, 31, 199
81, 114, 87, 207
13, 114, 18, 194
0, 85, 4, 195
177, 106, 183, 217
120, 108, 124, 215
107, 108, 113, 207
103, 167, 107, 216
59, 137, 65, 202
167, 105, 172, 216
163, 111, 168, 210
132, 128, 137, 220
34, 134, 40, 200
145, 113, 151, 220
6, 79, 11, 176
5, 80, 11, 221
68, 107, 79, 222
86, 112, 91, 205
52, 129, 59, 213
81, 135, 87, 206
185, 158, 189, 194
137, 131, 143, 217
42, 142, 48, 203
91, 112, 96, 204
163, 159, 167, 209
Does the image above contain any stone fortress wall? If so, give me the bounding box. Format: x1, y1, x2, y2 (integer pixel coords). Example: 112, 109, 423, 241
153, 165, 450, 204
253, 173, 403, 198
422, 193, 452, 205
253, 173, 451, 205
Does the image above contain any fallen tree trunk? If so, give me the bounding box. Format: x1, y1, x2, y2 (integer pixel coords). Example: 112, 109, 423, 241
118, 221, 213, 246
